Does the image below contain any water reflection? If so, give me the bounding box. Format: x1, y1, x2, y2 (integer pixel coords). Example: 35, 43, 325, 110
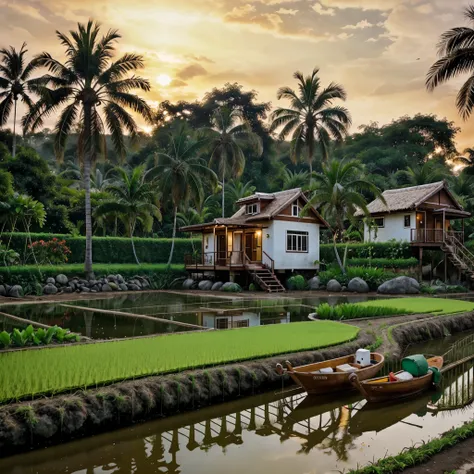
3, 360, 474, 474
0, 292, 373, 338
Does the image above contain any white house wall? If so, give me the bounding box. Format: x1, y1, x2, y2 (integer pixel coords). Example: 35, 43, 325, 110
265, 220, 320, 270
364, 212, 416, 243
203, 232, 215, 264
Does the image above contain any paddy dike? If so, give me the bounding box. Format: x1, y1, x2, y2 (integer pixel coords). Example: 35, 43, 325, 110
0, 334, 372, 456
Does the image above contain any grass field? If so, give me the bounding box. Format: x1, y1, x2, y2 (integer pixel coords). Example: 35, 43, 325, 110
0, 321, 358, 402
357, 297, 474, 315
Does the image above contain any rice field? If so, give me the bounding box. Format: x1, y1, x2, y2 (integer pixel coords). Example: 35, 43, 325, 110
0, 321, 358, 402
356, 297, 474, 315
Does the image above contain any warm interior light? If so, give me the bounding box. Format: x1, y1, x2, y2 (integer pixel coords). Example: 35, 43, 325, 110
256, 230, 262, 237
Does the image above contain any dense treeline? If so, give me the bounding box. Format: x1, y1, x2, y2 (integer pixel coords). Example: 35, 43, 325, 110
2, 8, 474, 275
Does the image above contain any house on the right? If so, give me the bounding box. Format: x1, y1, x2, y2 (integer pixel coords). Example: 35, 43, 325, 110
358, 181, 473, 280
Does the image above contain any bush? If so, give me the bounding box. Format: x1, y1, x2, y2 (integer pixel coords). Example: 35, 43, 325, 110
0, 263, 186, 293
287, 275, 308, 291
3, 233, 200, 265
320, 240, 412, 264
28, 238, 72, 264
0, 242, 20, 266
319, 266, 399, 291
347, 258, 418, 269
316, 302, 412, 320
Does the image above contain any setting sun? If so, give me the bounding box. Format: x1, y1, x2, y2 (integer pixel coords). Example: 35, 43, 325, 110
156, 74, 172, 86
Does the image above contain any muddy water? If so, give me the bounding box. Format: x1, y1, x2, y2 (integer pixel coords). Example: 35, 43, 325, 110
3, 357, 474, 473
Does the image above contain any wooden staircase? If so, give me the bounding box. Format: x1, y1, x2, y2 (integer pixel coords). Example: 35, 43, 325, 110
442, 233, 474, 280
245, 253, 286, 293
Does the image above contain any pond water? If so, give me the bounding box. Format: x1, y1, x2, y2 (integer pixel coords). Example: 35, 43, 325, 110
0, 292, 373, 339
3, 354, 474, 474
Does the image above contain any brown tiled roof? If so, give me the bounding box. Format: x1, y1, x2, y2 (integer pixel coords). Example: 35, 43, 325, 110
180, 188, 329, 231
355, 181, 463, 216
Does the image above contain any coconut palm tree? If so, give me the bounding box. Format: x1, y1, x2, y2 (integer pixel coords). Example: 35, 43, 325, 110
270, 68, 351, 178
427, 6, 474, 119
0, 43, 39, 157
281, 168, 310, 190
23, 21, 153, 277
95, 166, 161, 264
202, 106, 262, 217
396, 161, 445, 186
306, 157, 384, 273
149, 125, 217, 266
224, 179, 256, 214
454, 147, 474, 174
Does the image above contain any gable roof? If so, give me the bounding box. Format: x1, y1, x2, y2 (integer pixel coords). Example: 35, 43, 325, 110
356, 181, 464, 216
180, 188, 329, 231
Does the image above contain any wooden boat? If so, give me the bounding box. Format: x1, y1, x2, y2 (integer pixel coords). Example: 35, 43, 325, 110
349, 356, 443, 403
276, 353, 384, 395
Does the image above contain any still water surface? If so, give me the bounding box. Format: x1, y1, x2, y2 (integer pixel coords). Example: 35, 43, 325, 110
0, 292, 373, 338
3, 345, 474, 474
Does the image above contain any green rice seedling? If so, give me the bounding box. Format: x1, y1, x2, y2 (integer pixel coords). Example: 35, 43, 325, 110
315, 303, 413, 321
0, 321, 360, 403
0, 331, 11, 348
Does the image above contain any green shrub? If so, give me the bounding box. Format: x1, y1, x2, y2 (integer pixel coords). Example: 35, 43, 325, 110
0, 263, 186, 293
319, 266, 399, 291
222, 283, 242, 293
347, 257, 418, 269
28, 238, 72, 264
287, 275, 308, 291
316, 302, 412, 320
2, 233, 200, 265
0, 325, 80, 349
320, 240, 412, 264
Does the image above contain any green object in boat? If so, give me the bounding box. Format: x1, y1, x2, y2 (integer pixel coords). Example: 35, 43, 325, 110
402, 354, 429, 377
429, 367, 441, 385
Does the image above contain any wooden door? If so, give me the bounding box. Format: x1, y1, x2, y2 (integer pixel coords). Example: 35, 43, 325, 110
245, 233, 254, 262
217, 234, 226, 265
416, 212, 425, 242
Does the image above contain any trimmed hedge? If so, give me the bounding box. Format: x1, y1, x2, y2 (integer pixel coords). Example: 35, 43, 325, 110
346, 257, 418, 269
1, 233, 200, 264
0, 263, 186, 292
320, 241, 413, 264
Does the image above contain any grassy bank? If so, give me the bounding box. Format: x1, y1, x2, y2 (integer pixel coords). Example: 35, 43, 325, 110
0, 321, 358, 402
357, 297, 474, 316
349, 418, 474, 474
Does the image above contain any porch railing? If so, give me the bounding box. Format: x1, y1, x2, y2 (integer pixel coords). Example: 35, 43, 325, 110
410, 229, 464, 244
184, 251, 248, 270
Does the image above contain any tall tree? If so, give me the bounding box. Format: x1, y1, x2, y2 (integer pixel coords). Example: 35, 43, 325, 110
203, 106, 262, 217
455, 147, 474, 174
427, 6, 474, 119
95, 166, 161, 264
306, 157, 384, 273
270, 68, 351, 176
224, 179, 256, 214
23, 21, 152, 277
396, 160, 445, 186
150, 125, 217, 266
0, 43, 38, 157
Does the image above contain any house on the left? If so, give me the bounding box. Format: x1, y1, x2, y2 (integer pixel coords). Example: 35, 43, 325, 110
180, 188, 329, 292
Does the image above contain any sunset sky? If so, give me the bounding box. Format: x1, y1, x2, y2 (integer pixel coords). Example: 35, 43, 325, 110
0, 0, 473, 149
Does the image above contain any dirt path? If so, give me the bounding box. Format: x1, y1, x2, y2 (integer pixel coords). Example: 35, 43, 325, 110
403, 437, 474, 473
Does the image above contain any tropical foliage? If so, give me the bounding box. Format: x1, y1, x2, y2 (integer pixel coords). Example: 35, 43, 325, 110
1, 8, 474, 274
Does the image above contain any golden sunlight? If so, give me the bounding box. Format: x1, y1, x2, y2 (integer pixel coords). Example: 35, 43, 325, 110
156, 74, 172, 86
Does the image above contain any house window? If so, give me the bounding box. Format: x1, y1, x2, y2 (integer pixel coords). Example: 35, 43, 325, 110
292, 204, 301, 217
234, 319, 250, 328
246, 203, 259, 215
374, 217, 384, 228
286, 231, 309, 253
216, 318, 229, 329
404, 215, 411, 227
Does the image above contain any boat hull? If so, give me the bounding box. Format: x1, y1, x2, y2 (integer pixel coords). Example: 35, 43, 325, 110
283, 353, 384, 395
351, 356, 443, 403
